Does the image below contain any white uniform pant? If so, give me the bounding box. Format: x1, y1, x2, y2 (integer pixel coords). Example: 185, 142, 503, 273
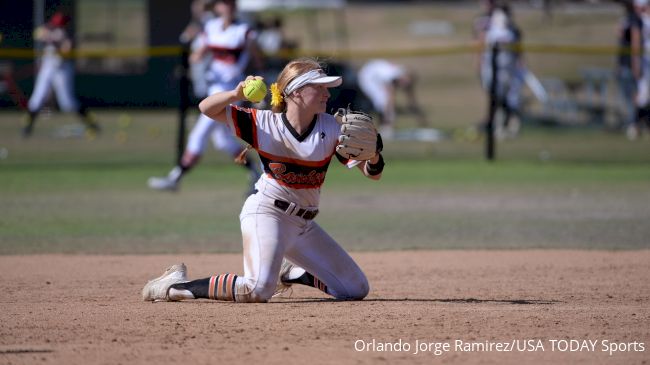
233, 193, 369, 303
186, 82, 243, 157
28, 56, 79, 113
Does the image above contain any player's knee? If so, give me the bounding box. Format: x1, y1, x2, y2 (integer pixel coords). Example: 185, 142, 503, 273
336, 274, 369, 301
350, 276, 370, 300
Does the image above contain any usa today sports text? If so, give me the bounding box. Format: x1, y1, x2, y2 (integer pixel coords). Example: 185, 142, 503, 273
354, 339, 645, 356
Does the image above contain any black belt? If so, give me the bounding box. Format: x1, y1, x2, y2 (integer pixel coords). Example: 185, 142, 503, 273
274, 200, 319, 220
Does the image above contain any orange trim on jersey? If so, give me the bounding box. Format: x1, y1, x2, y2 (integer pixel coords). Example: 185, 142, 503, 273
257, 150, 332, 168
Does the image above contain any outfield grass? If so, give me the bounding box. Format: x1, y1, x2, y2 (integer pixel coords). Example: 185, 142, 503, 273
1, 111, 648, 254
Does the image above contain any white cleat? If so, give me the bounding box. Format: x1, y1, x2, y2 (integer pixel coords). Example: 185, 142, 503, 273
273, 259, 305, 298
142, 263, 189, 302
147, 176, 179, 191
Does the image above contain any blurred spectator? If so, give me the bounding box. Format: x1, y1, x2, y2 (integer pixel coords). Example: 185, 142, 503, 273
180, 0, 215, 99
357, 59, 429, 139
616, 0, 644, 139
148, 0, 262, 194
631, 0, 650, 139
479, 5, 525, 138
22, 11, 100, 139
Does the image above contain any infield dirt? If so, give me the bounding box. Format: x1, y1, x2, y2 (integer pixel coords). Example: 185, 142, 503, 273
0, 250, 648, 364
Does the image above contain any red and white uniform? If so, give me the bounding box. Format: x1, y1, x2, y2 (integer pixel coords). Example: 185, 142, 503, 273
28, 26, 80, 113
224, 106, 369, 302
203, 17, 253, 87
187, 18, 255, 157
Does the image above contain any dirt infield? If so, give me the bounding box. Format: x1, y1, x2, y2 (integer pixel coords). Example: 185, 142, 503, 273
0, 250, 648, 365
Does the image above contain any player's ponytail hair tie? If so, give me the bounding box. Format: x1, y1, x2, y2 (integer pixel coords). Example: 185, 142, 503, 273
270, 83, 283, 108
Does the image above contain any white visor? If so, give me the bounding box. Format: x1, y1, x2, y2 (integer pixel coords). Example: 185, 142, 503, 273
284, 69, 342, 96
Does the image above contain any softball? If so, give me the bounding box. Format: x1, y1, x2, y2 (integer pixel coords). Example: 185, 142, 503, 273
243, 79, 267, 103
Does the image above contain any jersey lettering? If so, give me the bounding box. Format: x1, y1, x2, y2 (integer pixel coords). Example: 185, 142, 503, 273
264, 159, 330, 189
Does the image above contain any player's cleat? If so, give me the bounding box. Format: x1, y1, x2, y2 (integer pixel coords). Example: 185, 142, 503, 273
273, 260, 294, 298
147, 176, 179, 191
142, 263, 189, 302
148, 167, 182, 192
273, 259, 307, 298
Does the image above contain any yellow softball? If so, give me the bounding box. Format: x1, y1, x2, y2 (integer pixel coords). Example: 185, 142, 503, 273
243, 79, 267, 103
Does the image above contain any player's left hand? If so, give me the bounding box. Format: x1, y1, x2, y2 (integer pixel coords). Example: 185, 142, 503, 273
334, 108, 382, 161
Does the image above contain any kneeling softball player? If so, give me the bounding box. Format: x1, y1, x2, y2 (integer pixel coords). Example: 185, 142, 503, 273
142, 58, 384, 303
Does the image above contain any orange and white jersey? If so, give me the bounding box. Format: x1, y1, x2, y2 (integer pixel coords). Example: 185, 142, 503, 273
202, 18, 254, 84
226, 105, 352, 208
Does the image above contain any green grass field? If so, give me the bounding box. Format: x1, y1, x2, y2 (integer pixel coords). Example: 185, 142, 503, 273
1, 110, 648, 254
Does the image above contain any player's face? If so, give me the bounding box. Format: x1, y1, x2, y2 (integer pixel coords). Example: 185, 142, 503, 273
298, 84, 330, 114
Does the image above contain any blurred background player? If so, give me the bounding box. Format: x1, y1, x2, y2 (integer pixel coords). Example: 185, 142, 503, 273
478, 5, 525, 139
180, 0, 215, 100
615, 0, 644, 140
22, 11, 100, 138
629, 0, 650, 139
357, 59, 429, 139
148, 0, 262, 193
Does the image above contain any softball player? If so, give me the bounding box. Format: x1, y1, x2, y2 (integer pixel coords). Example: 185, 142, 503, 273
479, 6, 524, 136
632, 0, 650, 139
22, 12, 100, 138
143, 58, 385, 303
148, 0, 261, 193
617, 1, 644, 140
357, 59, 429, 139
